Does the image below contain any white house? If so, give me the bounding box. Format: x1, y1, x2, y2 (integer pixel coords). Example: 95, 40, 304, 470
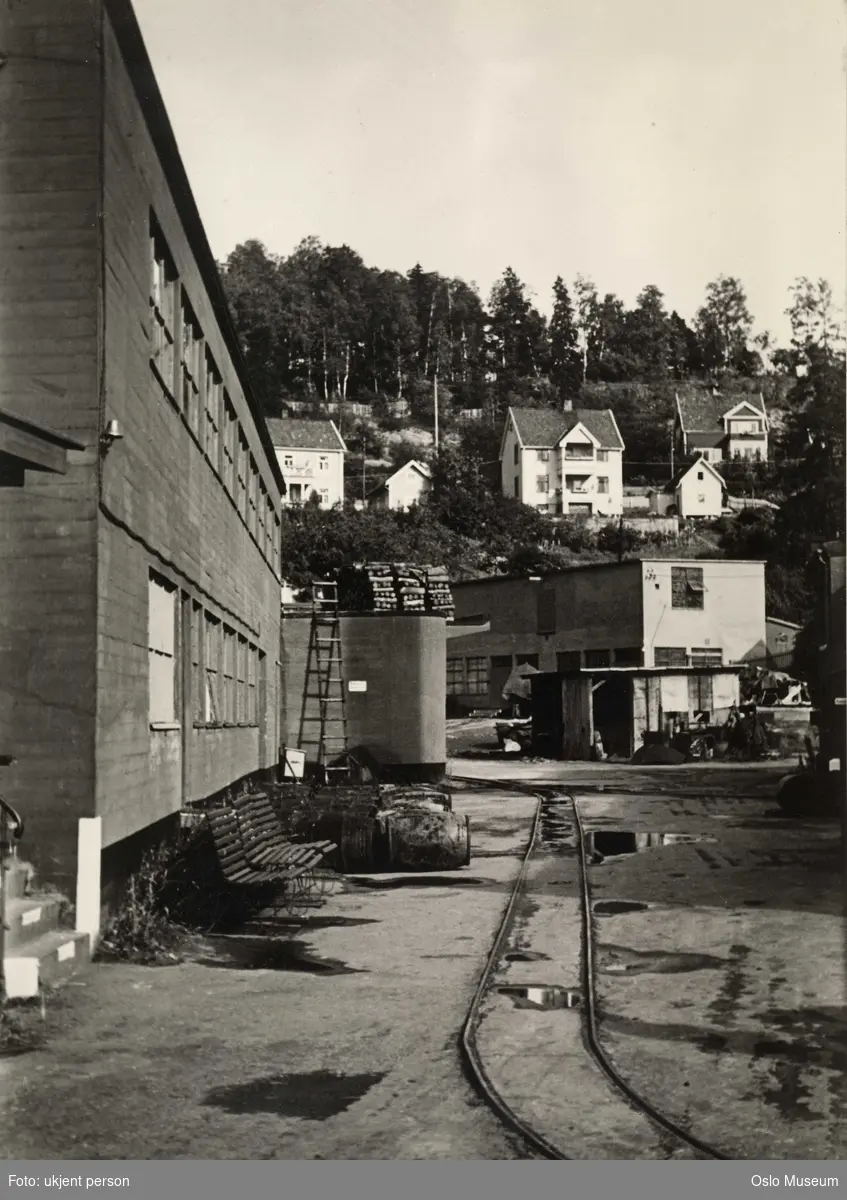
368, 460, 432, 511
500, 405, 625, 516
266, 418, 346, 508
651, 457, 726, 519
674, 390, 769, 463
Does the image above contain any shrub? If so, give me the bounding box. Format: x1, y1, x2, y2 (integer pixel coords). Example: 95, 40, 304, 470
95, 823, 237, 964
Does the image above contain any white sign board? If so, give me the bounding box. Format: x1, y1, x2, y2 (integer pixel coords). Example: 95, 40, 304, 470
348, 680, 367, 693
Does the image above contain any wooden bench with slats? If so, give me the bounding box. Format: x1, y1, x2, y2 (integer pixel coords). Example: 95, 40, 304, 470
232, 791, 336, 875
204, 804, 334, 923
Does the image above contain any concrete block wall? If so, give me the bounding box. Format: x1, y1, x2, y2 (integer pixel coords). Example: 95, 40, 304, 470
0, 0, 102, 896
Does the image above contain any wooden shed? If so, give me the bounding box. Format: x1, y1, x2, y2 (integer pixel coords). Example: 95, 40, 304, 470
530, 666, 741, 761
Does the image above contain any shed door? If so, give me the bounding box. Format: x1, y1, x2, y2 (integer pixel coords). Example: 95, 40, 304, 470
687, 674, 714, 716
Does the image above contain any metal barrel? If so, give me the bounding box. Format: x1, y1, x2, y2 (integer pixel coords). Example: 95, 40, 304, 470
385, 810, 470, 871
339, 814, 378, 873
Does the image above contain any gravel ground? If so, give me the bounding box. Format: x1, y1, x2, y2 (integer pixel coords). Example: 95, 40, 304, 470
0, 788, 537, 1161
1, 759, 842, 1160
457, 758, 847, 1159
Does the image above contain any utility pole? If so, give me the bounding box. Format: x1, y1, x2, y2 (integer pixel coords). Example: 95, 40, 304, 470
362, 456, 366, 508
670, 426, 674, 479
433, 375, 439, 453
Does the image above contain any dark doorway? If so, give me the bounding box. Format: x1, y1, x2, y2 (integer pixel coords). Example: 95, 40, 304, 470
591, 674, 632, 758
490, 655, 513, 708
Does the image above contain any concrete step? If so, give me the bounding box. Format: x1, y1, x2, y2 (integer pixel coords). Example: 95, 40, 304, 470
4, 929, 91, 999
3, 893, 67, 950
0, 859, 35, 902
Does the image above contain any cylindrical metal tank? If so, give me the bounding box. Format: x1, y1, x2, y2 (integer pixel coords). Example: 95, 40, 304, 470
279, 611, 314, 761
340, 613, 446, 783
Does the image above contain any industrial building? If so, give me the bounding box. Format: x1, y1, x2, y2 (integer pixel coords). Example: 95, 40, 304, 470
447, 559, 766, 714
0, 0, 285, 927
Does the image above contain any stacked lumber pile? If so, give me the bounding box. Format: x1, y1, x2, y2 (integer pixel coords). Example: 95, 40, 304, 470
425, 565, 455, 619
394, 563, 427, 613
337, 563, 396, 612
335, 562, 455, 617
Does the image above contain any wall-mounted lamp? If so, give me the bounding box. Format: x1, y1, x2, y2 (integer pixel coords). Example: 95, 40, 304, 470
100, 419, 123, 456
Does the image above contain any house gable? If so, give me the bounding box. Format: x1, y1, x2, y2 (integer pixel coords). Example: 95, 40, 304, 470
683, 456, 725, 487
556, 420, 600, 449
500, 409, 522, 459
722, 398, 766, 422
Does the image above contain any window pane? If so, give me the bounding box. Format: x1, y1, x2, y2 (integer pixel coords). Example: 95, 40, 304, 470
655, 646, 687, 667
148, 576, 175, 654
671, 566, 704, 609
149, 653, 175, 723
446, 658, 465, 695
466, 656, 489, 695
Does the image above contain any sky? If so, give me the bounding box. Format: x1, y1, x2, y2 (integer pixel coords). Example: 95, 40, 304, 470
133, 0, 846, 343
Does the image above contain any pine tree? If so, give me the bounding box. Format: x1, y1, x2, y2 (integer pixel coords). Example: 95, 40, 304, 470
549, 277, 582, 404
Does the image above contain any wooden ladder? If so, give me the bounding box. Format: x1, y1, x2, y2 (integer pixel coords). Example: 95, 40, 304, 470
298, 580, 351, 783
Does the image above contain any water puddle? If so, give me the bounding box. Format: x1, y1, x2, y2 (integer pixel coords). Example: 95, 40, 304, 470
347, 875, 492, 890
504, 950, 550, 962
203, 1070, 385, 1118
584, 830, 718, 861
498, 985, 582, 1010
600, 944, 726, 975
594, 900, 649, 916
198, 937, 362, 975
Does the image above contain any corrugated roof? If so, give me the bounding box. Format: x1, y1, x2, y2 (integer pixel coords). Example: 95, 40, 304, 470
509, 407, 624, 449
676, 390, 766, 433
266, 418, 346, 451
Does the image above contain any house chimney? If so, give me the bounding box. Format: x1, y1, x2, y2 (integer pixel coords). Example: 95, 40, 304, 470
563, 397, 573, 413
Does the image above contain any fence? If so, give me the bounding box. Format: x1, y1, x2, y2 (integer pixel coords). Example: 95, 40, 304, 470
742, 650, 799, 674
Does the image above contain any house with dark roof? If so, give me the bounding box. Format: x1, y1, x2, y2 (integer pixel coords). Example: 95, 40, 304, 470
674, 390, 769, 463
266, 418, 347, 508
500, 404, 625, 516
367, 459, 432, 511
651, 457, 727, 519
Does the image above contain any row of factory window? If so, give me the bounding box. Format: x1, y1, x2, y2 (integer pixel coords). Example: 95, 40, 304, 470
149, 214, 281, 577
148, 573, 263, 729
446, 645, 724, 695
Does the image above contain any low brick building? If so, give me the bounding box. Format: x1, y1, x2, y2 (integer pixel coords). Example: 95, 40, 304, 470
0, 0, 285, 914
447, 559, 766, 714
